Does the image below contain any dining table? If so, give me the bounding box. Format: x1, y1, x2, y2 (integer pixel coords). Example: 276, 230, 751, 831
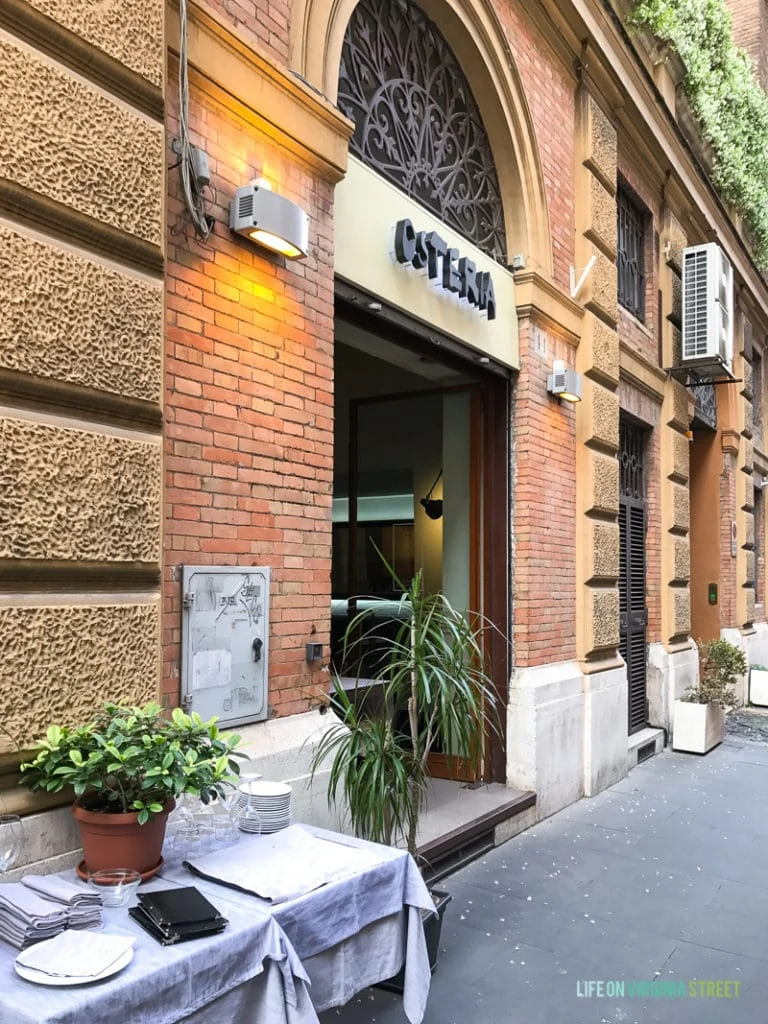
0, 823, 435, 1024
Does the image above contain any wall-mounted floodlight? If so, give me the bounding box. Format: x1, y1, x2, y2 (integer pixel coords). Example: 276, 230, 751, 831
230, 182, 309, 259
547, 359, 583, 403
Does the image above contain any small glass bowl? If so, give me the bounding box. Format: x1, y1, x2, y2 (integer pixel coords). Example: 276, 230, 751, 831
87, 868, 142, 907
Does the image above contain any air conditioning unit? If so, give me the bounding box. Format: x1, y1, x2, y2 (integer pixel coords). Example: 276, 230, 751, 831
681, 243, 733, 375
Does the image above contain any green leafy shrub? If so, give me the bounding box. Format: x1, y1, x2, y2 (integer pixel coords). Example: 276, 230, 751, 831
20, 702, 243, 823
683, 638, 746, 708
631, 0, 768, 268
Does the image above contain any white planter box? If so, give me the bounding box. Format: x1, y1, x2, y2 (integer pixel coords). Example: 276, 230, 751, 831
672, 700, 725, 754
750, 669, 768, 707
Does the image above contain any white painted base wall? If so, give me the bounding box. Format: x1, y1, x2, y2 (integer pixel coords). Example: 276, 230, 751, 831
583, 664, 627, 796
507, 661, 584, 820
721, 628, 748, 707
507, 660, 629, 820
646, 641, 699, 737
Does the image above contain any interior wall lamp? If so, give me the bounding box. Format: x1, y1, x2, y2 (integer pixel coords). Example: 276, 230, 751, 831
420, 469, 444, 520
230, 181, 309, 259
546, 360, 583, 403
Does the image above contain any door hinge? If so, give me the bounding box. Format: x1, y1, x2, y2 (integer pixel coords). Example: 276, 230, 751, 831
182, 592, 195, 610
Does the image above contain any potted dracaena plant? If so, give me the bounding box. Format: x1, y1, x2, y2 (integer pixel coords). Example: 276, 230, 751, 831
20, 702, 244, 878
673, 639, 746, 754
310, 553, 501, 981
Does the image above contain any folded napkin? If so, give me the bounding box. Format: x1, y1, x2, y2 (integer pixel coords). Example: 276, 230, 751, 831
15, 930, 135, 978
21, 874, 102, 930
0, 884, 69, 928
22, 874, 102, 907
0, 883, 69, 949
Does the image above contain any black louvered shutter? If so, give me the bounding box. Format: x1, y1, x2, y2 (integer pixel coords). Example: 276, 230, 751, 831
619, 421, 648, 736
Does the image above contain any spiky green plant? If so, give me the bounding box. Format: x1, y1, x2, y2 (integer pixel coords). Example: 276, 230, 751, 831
311, 556, 501, 859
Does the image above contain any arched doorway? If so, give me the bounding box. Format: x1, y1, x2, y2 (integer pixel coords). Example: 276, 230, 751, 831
330, 0, 522, 784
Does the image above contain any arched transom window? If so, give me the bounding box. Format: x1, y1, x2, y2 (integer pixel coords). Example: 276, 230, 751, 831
338, 0, 506, 262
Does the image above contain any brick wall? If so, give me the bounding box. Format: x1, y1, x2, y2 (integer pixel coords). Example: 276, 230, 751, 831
726, 0, 768, 89
512, 323, 579, 667
203, 0, 291, 64
720, 449, 738, 627
162, 0, 585, 687
163, 74, 334, 716
492, 0, 576, 292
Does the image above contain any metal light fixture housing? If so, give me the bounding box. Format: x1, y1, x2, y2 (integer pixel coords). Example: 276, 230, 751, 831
230, 184, 309, 259
547, 360, 582, 403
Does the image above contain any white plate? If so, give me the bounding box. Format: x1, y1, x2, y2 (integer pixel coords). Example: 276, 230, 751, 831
14, 947, 133, 987
238, 781, 292, 797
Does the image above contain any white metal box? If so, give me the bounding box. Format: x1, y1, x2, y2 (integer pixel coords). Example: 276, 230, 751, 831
181, 565, 270, 727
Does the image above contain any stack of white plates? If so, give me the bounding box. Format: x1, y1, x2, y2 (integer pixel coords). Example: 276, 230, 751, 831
237, 781, 292, 834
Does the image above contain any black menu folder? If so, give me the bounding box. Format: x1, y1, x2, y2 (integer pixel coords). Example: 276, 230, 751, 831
129, 886, 228, 945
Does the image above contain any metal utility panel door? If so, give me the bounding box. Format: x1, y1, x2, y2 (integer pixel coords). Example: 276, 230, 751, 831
181, 566, 270, 728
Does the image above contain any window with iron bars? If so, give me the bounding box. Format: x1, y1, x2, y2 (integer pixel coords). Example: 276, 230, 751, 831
617, 188, 646, 321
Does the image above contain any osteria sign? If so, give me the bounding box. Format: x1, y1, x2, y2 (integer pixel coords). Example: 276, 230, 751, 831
334, 157, 518, 369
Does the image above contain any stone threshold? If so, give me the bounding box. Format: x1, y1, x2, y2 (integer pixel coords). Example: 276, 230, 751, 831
412, 779, 536, 883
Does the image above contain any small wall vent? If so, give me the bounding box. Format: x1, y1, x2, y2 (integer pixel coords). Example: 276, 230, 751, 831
636, 739, 656, 764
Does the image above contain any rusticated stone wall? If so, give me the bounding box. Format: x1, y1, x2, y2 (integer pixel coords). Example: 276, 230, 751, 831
0, 225, 163, 402
658, 211, 694, 645
0, 604, 159, 728
574, 88, 621, 667
0, 1, 164, 756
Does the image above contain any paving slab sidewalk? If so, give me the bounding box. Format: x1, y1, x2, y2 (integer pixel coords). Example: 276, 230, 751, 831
319, 723, 768, 1024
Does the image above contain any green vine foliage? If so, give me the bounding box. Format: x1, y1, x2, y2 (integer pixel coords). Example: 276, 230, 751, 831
631, 0, 768, 268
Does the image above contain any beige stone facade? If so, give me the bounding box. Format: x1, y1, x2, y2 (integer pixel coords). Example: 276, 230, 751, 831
0, 3, 165, 787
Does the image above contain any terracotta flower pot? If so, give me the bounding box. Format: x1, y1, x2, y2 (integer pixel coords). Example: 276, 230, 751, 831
72, 799, 175, 877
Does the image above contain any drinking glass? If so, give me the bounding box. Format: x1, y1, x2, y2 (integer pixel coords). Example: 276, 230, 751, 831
213, 813, 239, 845
193, 816, 216, 855
0, 815, 23, 873
172, 822, 201, 862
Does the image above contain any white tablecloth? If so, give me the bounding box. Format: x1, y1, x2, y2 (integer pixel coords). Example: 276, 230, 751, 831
0, 825, 434, 1024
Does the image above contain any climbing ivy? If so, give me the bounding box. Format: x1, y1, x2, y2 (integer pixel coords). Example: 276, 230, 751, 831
631, 0, 768, 268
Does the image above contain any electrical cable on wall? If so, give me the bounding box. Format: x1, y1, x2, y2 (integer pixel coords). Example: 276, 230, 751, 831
176, 0, 214, 241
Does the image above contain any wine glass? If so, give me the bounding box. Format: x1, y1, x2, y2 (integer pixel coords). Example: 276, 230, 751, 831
236, 775, 263, 835
0, 815, 23, 873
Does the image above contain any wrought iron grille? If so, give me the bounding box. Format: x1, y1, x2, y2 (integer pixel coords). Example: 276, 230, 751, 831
619, 419, 646, 501
617, 189, 646, 321
691, 382, 717, 430
338, 0, 506, 261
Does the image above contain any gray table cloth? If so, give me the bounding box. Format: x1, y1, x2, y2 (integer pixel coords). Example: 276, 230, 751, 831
0, 824, 433, 1024
0, 882, 315, 1024
173, 825, 434, 1023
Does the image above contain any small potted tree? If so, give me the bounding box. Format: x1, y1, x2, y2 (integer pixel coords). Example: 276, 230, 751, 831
20, 702, 243, 878
310, 559, 500, 979
673, 639, 745, 754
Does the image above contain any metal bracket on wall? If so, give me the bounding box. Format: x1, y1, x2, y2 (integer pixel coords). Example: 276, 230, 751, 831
665, 366, 742, 387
